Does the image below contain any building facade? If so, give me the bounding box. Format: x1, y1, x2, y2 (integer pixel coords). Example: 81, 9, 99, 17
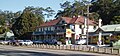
32, 15, 97, 44
90, 24, 120, 45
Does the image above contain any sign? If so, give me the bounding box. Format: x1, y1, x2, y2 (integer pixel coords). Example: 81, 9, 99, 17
66, 29, 72, 37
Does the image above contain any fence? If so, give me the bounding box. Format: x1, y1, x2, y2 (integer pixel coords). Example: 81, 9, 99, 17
17, 44, 120, 55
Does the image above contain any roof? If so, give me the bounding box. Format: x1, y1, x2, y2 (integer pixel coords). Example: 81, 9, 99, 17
40, 18, 61, 27
101, 24, 120, 32
61, 17, 72, 23
40, 15, 97, 27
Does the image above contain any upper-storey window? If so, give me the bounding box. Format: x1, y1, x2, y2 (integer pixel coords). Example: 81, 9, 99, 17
51, 27, 55, 31
79, 25, 82, 29
41, 27, 43, 31
36, 28, 39, 32
47, 27, 51, 31
36, 28, 37, 32
62, 26, 65, 29
44, 27, 47, 31
93, 26, 96, 29
62, 21, 65, 24
39, 28, 41, 31
41, 28, 42, 31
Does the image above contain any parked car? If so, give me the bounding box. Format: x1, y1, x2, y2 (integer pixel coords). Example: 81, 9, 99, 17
0, 40, 10, 45
19, 40, 33, 45
8, 40, 16, 45
75, 39, 86, 45
33, 40, 43, 44
50, 39, 57, 45
42, 39, 57, 45
0, 40, 3, 44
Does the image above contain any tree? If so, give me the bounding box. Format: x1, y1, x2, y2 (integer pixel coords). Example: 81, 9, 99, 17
55, 0, 99, 21
0, 27, 5, 34
12, 10, 41, 37
25, 6, 55, 20
90, 0, 120, 25
0, 15, 5, 25
55, 1, 86, 18
110, 16, 120, 24
11, 6, 55, 38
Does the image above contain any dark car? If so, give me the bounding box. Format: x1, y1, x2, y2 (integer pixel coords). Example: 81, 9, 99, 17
42, 39, 58, 45
33, 40, 43, 44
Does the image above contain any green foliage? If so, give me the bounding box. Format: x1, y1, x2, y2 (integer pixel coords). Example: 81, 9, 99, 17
12, 10, 42, 37
91, 37, 98, 44
55, 0, 99, 21
116, 35, 120, 40
24, 6, 55, 19
56, 1, 86, 18
113, 40, 120, 48
91, 0, 120, 25
0, 27, 5, 34
57, 0, 120, 25
0, 10, 22, 28
0, 15, 5, 25
110, 16, 120, 24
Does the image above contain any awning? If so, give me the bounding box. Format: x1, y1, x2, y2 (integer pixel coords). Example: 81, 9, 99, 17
89, 33, 112, 36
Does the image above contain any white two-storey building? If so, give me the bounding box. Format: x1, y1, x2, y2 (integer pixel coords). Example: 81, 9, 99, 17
32, 15, 97, 44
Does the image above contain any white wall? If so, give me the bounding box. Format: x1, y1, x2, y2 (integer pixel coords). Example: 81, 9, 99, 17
75, 24, 82, 34
88, 25, 94, 32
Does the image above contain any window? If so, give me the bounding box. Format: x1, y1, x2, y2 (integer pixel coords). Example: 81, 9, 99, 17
94, 26, 96, 29
36, 28, 39, 32
41, 28, 43, 31
39, 28, 41, 31
79, 25, 82, 28
62, 26, 65, 29
48, 27, 50, 31
55, 27, 57, 29
47, 27, 49, 31
51, 27, 54, 31
44, 27, 47, 31
42, 28, 44, 31
62, 21, 65, 23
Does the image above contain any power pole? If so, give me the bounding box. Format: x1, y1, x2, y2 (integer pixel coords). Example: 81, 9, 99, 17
84, 3, 92, 46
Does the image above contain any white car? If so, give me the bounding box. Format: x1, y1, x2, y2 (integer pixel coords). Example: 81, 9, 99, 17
19, 40, 33, 45
75, 39, 86, 45
0, 40, 10, 45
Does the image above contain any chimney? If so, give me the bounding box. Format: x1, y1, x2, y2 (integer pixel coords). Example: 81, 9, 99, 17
98, 19, 102, 27
78, 15, 81, 17
73, 16, 76, 18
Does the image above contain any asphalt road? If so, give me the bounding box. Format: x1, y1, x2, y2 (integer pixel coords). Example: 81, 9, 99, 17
0, 45, 117, 56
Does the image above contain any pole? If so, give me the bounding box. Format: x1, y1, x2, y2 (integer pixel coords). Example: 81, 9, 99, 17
84, 3, 92, 46
86, 4, 89, 46
98, 19, 102, 46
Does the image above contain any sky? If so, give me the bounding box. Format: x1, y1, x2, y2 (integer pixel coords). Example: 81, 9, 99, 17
0, 0, 76, 20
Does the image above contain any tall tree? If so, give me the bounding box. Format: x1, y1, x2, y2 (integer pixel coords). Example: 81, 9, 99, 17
90, 0, 120, 25
12, 10, 41, 37
25, 6, 55, 20
55, 0, 99, 21
55, 1, 86, 18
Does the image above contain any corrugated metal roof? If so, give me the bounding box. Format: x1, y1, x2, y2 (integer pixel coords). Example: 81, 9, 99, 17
101, 24, 120, 32
40, 16, 97, 27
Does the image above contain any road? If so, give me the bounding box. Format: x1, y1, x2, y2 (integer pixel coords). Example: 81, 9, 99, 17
0, 45, 117, 56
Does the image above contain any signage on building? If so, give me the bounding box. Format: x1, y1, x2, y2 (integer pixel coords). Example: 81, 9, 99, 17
66, 29, 72, 37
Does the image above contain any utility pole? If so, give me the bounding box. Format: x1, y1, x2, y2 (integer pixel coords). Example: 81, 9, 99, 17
84, 3, 92, 46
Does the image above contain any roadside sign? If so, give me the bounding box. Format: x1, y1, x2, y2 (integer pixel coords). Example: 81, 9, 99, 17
66, 29, 72, 37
